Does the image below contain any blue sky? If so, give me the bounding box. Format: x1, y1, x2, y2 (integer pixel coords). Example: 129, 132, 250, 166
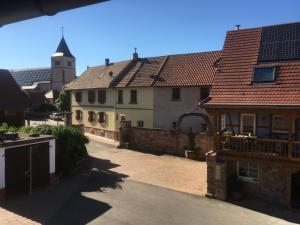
0, 0, 299, 75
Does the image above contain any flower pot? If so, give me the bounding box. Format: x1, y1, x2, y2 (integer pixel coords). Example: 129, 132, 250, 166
185, 150, 198, 160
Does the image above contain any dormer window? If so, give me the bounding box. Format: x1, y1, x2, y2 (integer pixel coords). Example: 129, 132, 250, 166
252, 67, 276, 83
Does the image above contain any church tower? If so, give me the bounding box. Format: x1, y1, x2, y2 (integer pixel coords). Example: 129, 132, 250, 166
51, 35, 76, 92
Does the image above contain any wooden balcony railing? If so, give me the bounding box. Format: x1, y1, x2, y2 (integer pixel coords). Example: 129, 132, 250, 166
217, 135, 300, 160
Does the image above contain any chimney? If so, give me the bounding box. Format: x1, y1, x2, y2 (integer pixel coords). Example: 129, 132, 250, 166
105, 58, 110, 67
235, 25, 241, 30
133, 48, 139, 61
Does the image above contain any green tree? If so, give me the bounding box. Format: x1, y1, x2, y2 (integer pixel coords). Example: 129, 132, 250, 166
55, 86, 71, 112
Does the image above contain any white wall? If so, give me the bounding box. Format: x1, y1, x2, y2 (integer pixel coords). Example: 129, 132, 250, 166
0, 148, 4, 189
153, 87, 210, 133
49, 139, 56, 174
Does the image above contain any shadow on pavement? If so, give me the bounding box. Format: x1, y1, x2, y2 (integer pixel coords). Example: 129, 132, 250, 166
228, 196, 300, 224
1, 155, 128, 225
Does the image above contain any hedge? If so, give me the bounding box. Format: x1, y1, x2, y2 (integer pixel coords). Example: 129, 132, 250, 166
0, 123, 89, 176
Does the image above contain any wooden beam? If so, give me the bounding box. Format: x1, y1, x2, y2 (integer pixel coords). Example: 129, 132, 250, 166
288, 115, 294, 159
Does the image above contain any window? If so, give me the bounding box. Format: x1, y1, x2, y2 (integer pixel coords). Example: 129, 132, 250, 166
221, 114, 227, 130
75, 92, 82, 103
172, 88, 181, 101
98, 112, 106, 123
137, 121, 144, 128
240, 114, 256, 135
55, 61, 60, 66
238, 162, 259, 182
68, 61, 72, 67
4, 110, 16, 116
172, 122, 177, 129
88, 111, 96, 122
62, 70, 65, 84
200, 87, 210, 100
75, 110, 82, 121
118, 90, 123, 104
121, 116, 126, 121
252, 67, 276, 83
98, 90, 106, 104
130, 90, 137, 104
272, 115, 289, 133
88, 91, 95, 103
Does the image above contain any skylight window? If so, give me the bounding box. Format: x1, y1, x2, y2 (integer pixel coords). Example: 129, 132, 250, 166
252, 67, 276, 83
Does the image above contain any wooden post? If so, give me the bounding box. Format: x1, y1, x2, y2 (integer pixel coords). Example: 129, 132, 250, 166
286, 169, 292, 209
213, 113, 220, 152
288, 116, 294, 159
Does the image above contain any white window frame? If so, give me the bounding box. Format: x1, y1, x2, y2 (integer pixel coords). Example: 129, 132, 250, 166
272, 115, 289, 134
240, 113, 256, 135
237, 161, 259, 183
221, 114, 226, 130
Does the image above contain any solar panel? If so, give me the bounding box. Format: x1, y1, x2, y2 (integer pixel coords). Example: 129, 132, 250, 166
11, 68, 51, 86
259, 23, 300, 62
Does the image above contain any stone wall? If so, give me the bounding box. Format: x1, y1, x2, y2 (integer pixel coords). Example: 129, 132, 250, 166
226, 160, 289, 205
121, 126, 212, 158
84, 126, 119, 141
207, 155, 297, 206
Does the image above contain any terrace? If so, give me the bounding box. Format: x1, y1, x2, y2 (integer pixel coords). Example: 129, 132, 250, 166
214, 111, 300, 161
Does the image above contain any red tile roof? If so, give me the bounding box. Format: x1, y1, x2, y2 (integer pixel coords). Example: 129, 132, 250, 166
206, 22, 300, 107
116, 56, 166, 87
154, 51, 221, 87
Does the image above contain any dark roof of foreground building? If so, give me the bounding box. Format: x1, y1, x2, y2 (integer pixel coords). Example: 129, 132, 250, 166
206, 21, 300, 108
55, 37, 74, 58
11, 67, 51, 86
0, 69, 28, 109
66, 60, 131, 90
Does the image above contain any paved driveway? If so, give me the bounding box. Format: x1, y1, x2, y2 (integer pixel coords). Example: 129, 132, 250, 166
1, 134, 300, 225
86, 134, 207, 196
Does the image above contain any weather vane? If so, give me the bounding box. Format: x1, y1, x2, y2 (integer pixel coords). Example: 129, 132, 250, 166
61, 26, 64, 37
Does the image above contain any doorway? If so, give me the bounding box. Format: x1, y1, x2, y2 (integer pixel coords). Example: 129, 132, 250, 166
5, 142, 50, 197
292, 171, 300, 208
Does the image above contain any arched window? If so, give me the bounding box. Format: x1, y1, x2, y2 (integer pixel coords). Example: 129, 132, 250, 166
88, 111, 96, 122
98, 112, 106, 123
75, 110, 82, 121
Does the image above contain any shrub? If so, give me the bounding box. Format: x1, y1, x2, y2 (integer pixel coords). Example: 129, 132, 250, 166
19, 126, 33, 134
21, 124, 89, 176
0, 123, 9, 133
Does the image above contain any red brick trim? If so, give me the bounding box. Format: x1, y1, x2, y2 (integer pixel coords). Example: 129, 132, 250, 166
0, 188, 6, 205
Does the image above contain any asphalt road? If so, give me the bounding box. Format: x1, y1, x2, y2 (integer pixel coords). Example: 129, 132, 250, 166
2, 137, 300, 225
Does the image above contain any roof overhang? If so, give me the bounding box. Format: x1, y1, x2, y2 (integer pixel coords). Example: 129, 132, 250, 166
21, 81, 51, 90
204, 103, 300, 110
0, 0, 109, 26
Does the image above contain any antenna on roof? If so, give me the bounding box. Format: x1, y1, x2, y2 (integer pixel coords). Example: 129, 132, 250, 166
235, 25, 241, 30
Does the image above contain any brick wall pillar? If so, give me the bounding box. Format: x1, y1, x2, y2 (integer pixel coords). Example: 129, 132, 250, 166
118, 121, 132, 148
206, 151, 227, 200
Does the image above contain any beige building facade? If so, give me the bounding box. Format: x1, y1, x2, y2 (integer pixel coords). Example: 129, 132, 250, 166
68, 51, 221, 140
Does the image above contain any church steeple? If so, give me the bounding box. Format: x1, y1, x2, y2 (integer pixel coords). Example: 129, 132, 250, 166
55, 37, 74, 58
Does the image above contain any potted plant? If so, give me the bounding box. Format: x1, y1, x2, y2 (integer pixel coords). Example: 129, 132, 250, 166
184, 128, 198, 160
227, 174, 243, 200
